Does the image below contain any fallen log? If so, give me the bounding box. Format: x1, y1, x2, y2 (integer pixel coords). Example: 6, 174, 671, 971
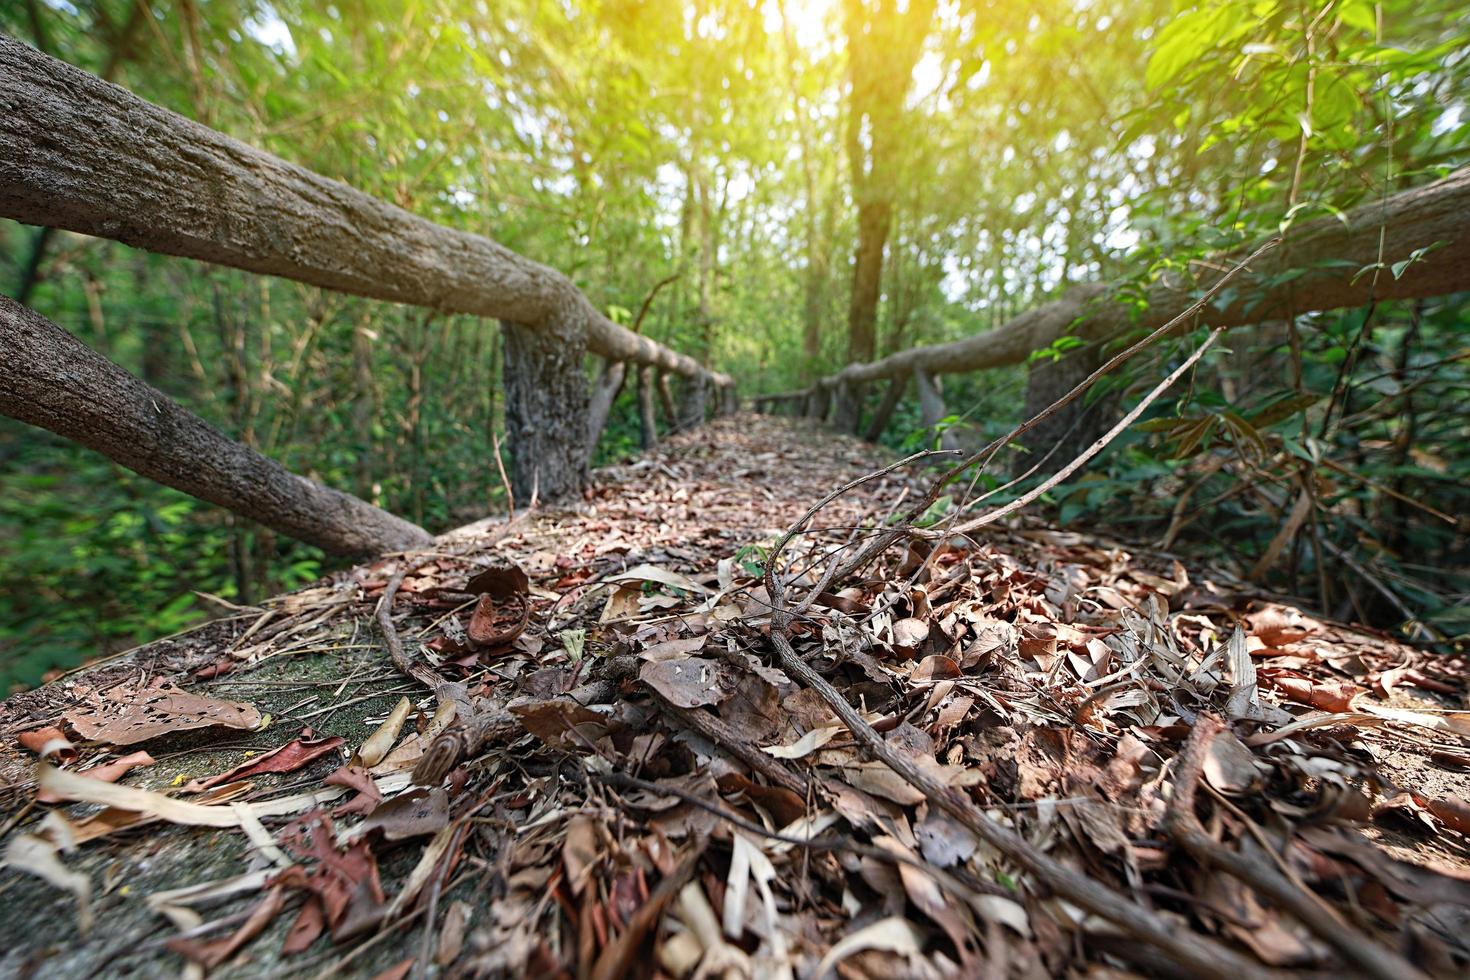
762, 166, 1470, 428
0, 296, 431, 556
0, 36, 728, 389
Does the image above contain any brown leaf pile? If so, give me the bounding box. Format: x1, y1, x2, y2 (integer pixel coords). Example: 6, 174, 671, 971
4, 417, 1468, 978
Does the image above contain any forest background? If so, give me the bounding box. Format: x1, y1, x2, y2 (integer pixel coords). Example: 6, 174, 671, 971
1, 0, 1466, 689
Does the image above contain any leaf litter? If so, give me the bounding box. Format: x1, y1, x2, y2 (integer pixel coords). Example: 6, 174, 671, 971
0, 416, 1466, 977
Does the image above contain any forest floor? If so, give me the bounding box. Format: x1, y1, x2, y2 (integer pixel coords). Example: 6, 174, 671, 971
1, 415, 1468, 979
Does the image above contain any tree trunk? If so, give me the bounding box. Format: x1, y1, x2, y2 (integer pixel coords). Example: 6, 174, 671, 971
846, 199, 890, 363
914, 367, 958, 451
637, 366, 658, 450
864, 372, 908, 442
0, 296, 430, 556
586, 359, 627, 452
501, 316, 589, 503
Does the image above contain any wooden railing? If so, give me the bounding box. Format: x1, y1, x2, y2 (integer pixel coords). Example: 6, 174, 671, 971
0, 35, 732, 556
757, 165, 1470, 453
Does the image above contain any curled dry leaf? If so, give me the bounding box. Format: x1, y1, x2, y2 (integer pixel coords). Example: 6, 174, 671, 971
166, 885, 285, 969
466, 593, 531, 648
465, 561, 530, 599
606, 563, 712, 596
188, 734, 345, 792
810, 917, 925, 979
762, 725, 840, 760
510, 698, 613, 749
1258, 669, 1361, 712
356, 787, 450, 841
891, 617, 930, 658
326, 765, 383, 817
65, 678, 262, 746
18, 725, 76, 763
357, 697, 411, 767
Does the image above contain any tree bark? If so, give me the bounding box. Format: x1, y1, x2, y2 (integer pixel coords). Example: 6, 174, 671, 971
0, 296, 430, 556
840, 0, 936, 365
864, 372, 907, 442
637, 366, 658, 450
914, 367, 958, 451
0, 36, 727, 388
586, 359, 627, 452
501, 316, 589, 503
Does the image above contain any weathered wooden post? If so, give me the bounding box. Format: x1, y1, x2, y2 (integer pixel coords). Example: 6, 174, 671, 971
586, 358, 627, 451
914, 367, 959, 451
1018, 343, 1111, 474
802, 385, 823, 419
864, 372, 908, 442
637, 365, 659, 449
0, 296, 431, 556
502, 315, 590, 502
832, 378, 861, 434
657, 372, 679, 430
678, 373, 708, 431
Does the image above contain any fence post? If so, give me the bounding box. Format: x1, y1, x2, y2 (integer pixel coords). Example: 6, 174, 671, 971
832, 378, 861, 435
914, 367, 959, 452
657, 371, 679, 430
864, 372, 908, 442
502, 315, 590, 502
1019, 343, 1112, 475
678, 373, 709, 431
586, 358, 627, 451
637, 366, 659, 449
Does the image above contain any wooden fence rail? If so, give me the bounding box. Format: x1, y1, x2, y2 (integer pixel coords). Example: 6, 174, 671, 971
0, 34, 730, 554
758, 165, 1470, 453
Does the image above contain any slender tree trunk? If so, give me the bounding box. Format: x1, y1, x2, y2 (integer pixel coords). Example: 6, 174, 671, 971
846, 199, 891, 364
832, 378, 861, 434
0, 296, 429, 555
351, 310, 377, 500
1019, 343, 1110, 476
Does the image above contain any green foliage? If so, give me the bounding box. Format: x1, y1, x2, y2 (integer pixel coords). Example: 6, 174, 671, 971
1, 0, 1467, 685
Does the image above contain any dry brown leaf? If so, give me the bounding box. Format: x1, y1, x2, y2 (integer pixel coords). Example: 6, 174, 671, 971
187, 734, 345, 792
65, 678, 262, 745
639, 657, 739, 709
